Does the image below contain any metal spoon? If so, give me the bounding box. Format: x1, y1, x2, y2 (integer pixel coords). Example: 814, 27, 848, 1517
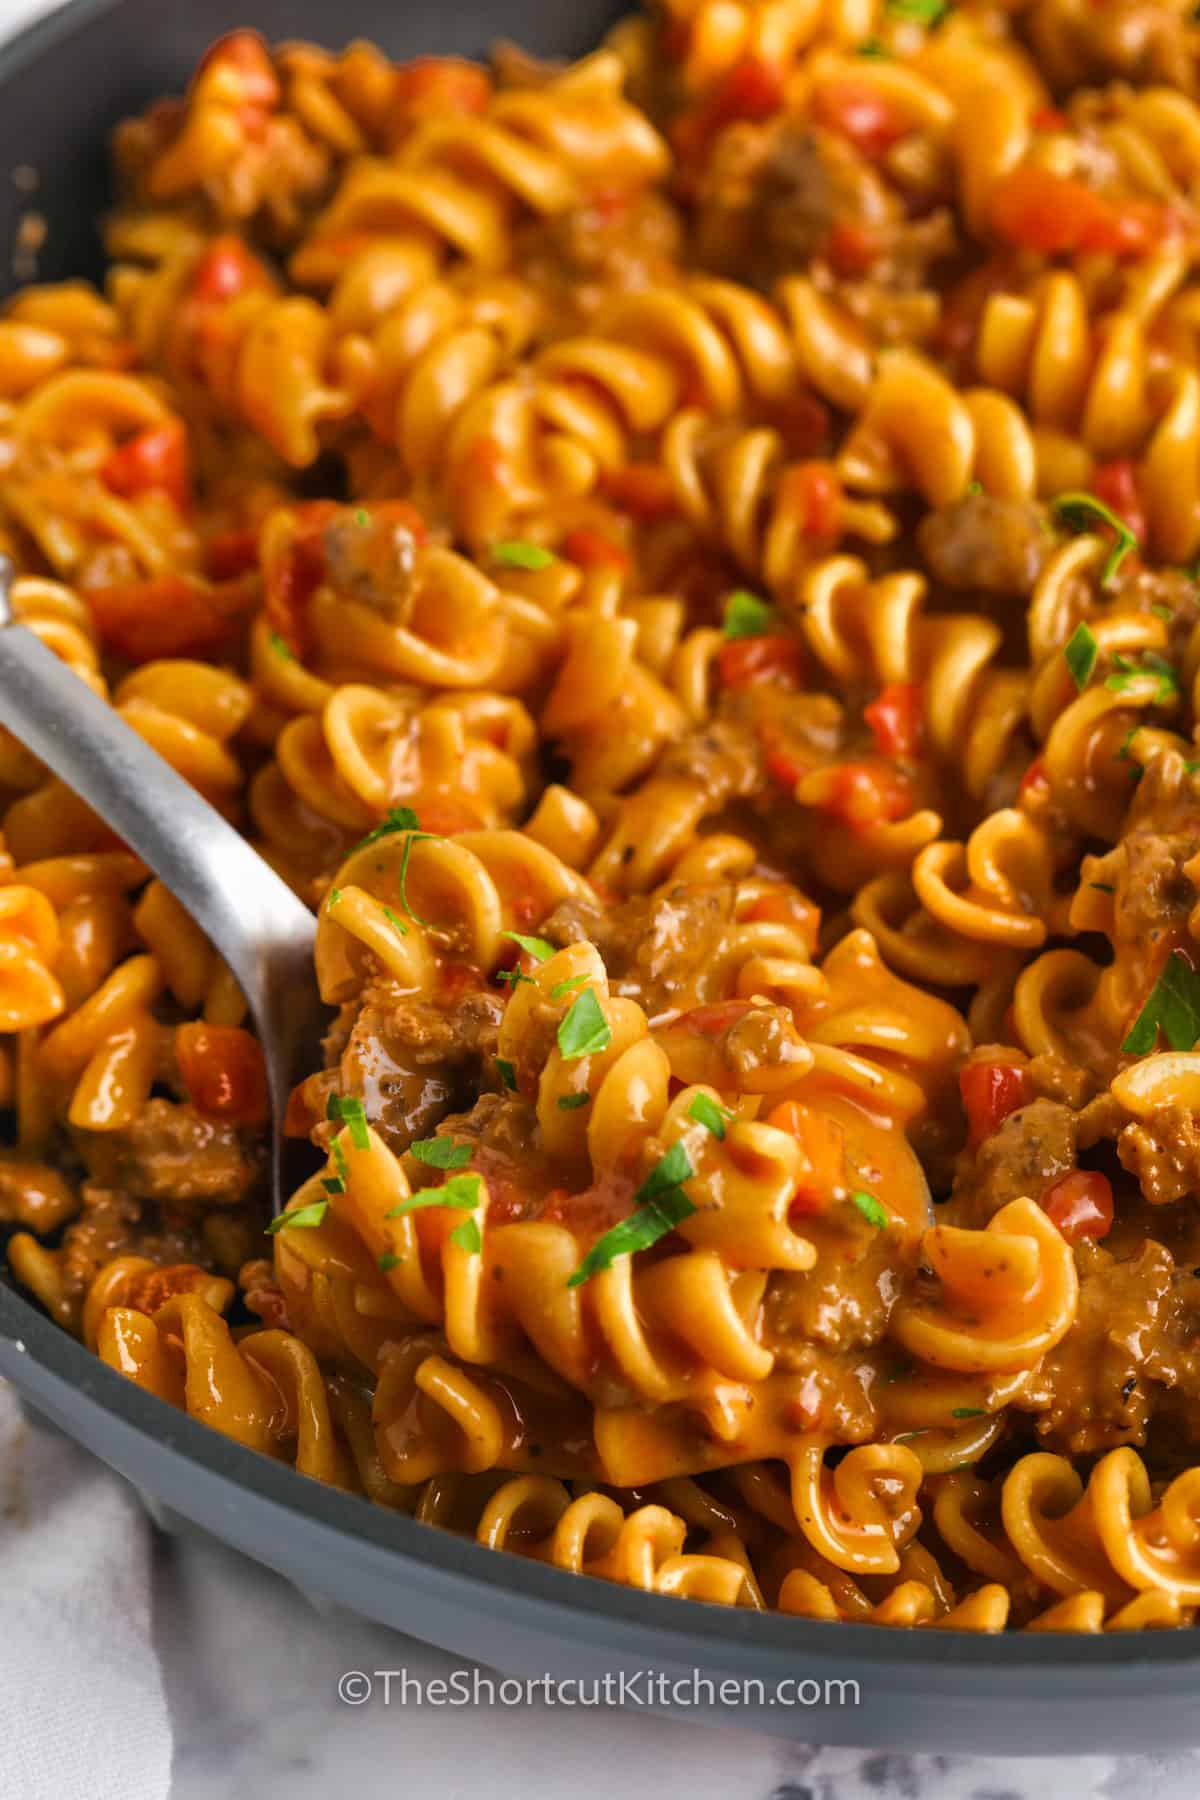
0, 557, 325, 1216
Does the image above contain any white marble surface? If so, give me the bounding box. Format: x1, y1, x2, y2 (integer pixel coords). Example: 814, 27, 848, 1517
5, 2, 1200, 1795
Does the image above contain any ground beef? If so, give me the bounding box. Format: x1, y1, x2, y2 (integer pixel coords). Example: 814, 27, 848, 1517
1024, 1239, 1175, 1454
950, 1098, 1077, 1229
655, 718, 760, 800
1117, 1105, 1200, 1207
765, 1236, 902, 1354
76, 1100, 260, 1207
55, 1182, 215, 1316
918, 494, 1050, 597
322, 508, 419, 619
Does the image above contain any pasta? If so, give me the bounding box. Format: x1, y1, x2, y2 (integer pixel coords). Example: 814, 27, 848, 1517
10, 4, 1200, 1635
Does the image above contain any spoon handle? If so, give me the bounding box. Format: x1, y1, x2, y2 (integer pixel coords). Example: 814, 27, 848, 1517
0, 604, 314, 999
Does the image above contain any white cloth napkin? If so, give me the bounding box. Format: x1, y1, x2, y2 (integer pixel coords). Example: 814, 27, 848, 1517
0, 1379, 172, 1800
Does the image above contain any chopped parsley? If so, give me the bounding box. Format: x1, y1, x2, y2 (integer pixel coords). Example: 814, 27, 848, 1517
326, 1093, 370, 1150
266, 1199, 329, 1234
851, 1190, 888, 1230
1122, 951, 1200, 1056
348, 806, 422, 857
1089, 882, 1116, 894
951, 1406, 986, 1419
354, 507, 371, 527
381, 903, 408, 938
496, 966, 535, 989
386, 1172, 482, 1219
328, 887, 342, 908
500, 930, 555, 962
856, 38, 890, 56
723, 590, 774, 640
1104, 651, 1179, 707
268, 631, 294, 661
557, 1092, 590, 1110
1063, 622, 1098, 691
1051, 492, 1137, 589
325, 1137, 349, 1194
378, 1252, 401, 1272
496, 1057, 517, 1091
410, 1136, 472, 1170
550, 975, 588, 1000
557, 989, 611, 1061
1152, 603, 1174, 622
450, 1216, 482, 1255
887, 0, 949, 18
492, 540, 555, 571
567, 1143, 697, 1287
688, 1093, 734, 1140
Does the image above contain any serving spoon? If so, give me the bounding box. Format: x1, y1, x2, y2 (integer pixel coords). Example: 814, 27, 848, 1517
0, 557, 325, 1216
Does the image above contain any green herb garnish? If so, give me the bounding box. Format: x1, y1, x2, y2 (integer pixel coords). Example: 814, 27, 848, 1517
492, 540, 555, 570
1089, 882, 1116, 894
268, 631, 294, 661
348, 806, 422, 857
354, 508, 371, 527
851, 1190, 888, 1230
550, 975, 588, 1000
1052, 492, 1137, 589
557, 1092, 590, 1110
1152, 604, 1174, 622
951, 1406, 986, 1419
723, 590, 774, 640
1063, 622, 1098, 691
450, 1216, 482, 1255
887, 0, 949, 19
386, 1172, 482, 1220
557, 989, 611, 1061
326, 1093, 370, 1150
266, 1199, 329, 1234
1122, 951, 1200, 1055
496, 1057, 517, 1091
410, 1136, 472, 1170
378, 1252, 401, 1271
328, 887, 342, 908
496, 967, 535, 989
381, 903, 408, 937
856, 38, 890, 56
688, 1093, 734, 1140
567, 1143, 697, 1288
500, 930, 555, 962
1105, 651, 1179, 707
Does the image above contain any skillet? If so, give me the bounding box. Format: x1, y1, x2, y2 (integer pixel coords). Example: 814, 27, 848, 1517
0, 0, 1198, 1752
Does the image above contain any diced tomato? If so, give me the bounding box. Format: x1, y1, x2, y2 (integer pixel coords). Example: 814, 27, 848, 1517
417, 799, 483, 836
84, 573, 256, 662
564, 526, 630, 572
392, 56, 490, 120
826, 220, 880, 277
175, 1022, 268, 1125
262, 499, 339, 657
988, 166, 1165, 259
821, 761, 915, 829
780, 460, 842, 538
369, 498, 428, 543
590, 187, 634, 225
717, 633, 805, 689
197, 30, 280, 109
670, 55, 787, 160
766, 1099, 847, 1216
599, 463, 679, 520
1019, 756, 1049, 802
960, 1060, 1032, 1149
673, 1000, 754, 1036
764, 741, 809, 789
1042, 1169, 1114, 1243
101, 419, 190, 510
205, 526, 260, 580
864, 682, 923, 761
1031, 106, 1066, 132
1091, 457, 1147, 547
190, 235, 269, 304
810, 80, 910, 160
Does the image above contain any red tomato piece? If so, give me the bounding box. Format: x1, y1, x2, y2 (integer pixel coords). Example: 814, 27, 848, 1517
989, 166, 1164, 259
780, 460, 842, 538
717, 633, 805, 688
599, 463, 679, 519
826, 220, 880, 277
198, 30, 280, 109
864, 682, 923, 760
392, 56, 490, 120
960, 1060, 1032, 1149
810, 80, 910, 160
822, 761, 915, 829
1092, 457, 1147, 547
176, 1023, 268, 1125
205, 526, 260, 580
1019, 756, 1049, 801
563, 526, 630, 572
1042, 1169, 1114, 1243
671, 55, 788, 160
190, 235, 269, 304
84, 573, 256, 662
101, 419, 190, 510
766, 1099, 847, 1216
673, 1000, 755, 1036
